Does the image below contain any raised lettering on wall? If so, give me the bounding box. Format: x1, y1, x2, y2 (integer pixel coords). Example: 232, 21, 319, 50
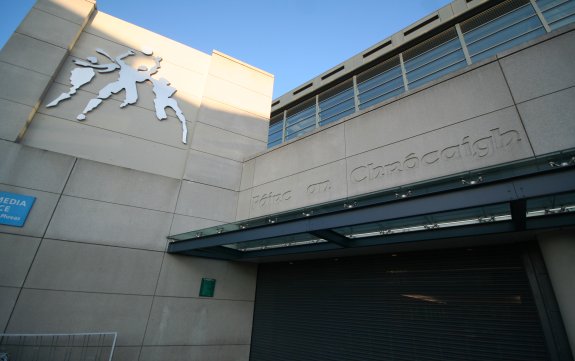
351, 127, 521, 184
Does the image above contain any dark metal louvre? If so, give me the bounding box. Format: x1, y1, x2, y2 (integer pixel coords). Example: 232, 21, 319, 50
460, 0, 532, 32
402, 27, 460, 61
249, 246, 550, 361
357, 55, 401, 84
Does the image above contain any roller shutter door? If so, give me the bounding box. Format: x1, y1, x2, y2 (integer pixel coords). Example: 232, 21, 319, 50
250, 246, 550, 361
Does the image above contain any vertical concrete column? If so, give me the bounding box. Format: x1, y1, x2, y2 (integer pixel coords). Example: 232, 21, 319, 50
0, 0, 95, 142
538, 231, 575, 358
178, 50, 273, 227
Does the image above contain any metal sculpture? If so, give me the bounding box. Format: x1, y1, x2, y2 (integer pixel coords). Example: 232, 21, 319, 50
46, 47, 188, 144
150, 77, 188, 144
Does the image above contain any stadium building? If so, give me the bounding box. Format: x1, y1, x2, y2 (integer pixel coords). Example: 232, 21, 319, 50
1, 0, 574, 360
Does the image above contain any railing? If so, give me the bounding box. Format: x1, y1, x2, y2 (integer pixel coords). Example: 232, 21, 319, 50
268, 0, 575, 148
0, 333, 117, 361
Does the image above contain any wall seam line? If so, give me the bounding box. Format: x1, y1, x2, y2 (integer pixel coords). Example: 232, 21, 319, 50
496, 59, 537, 157
194, 120, 269, 144
207, 72, 273, 98
137, 176, 187, 360
80, 30, 210, 76
514, 84, 575, 106
346, 104, 518, 159
31, 6, 88, 27
250, 102, 517, 189
2, 157, 78, 333
34, 111, 189, 152
57, 194, 177, 215
42, 84, 194, 125
0, 60, 59, 79
27, 236, 166, 253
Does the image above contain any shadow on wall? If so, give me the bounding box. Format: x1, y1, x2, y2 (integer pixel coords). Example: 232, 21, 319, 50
19, 6, 272, 180
0, 1, 272, 355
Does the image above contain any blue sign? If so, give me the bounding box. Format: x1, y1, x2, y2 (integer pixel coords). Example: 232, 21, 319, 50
0, 192, 36, 227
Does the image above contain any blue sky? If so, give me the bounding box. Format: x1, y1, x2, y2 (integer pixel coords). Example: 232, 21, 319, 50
1, 0, 452, 99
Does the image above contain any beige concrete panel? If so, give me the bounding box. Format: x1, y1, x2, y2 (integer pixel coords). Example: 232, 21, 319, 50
63, 51, 207, 116
191, 122, 267, 162
438, 3, 455, 21
41, 86, 188, 150
0, 185, 59, 238
67, 29, 128, 62
149, 62, 207, 103
517, 86, 575, 156
64, 159, 180, 212
249, 160, 348, 218
252, 124, 346, 186
16, 8, 83, 50
50, 53, 157, 113
156, 254, 257, 300
538, 231, 575, 358
34, 0, 95, 26
0, 119, 25, 143
175, 181, 238, 223
0, 99, 34, 142
0, 62, 51, 107
345, 61, 514, 156
7, 289, 152, 346
346, 107, 534, 197
85, 12, 211, 74
53, 58, 204, 121
180, 96, 203, 127
143, 297, 254, 346
0, 234, 40, 287
169, 214, 223, 236
0, 287, 19, 331
108, 347, 141, 361
183, 150, 242, 191
236, 189, 252, 222
25, 239, 163, 295
63, 36, 207, 106
22, 114, 187, 179
139, 345, 250, 361
46, 196, 172, 251
0, 341, 129, 361
203, 76, 271, 119
402, 13, 442, 42
210, 51, 273, 97
197, 98, 269, 142
45, 67, 202, 141
0, 33, 67, 76
451, 0, 469, 16
499, 30, 575, 103
0, 140, 75, 193
67, 34, 155, 109
240, 159, 256, 191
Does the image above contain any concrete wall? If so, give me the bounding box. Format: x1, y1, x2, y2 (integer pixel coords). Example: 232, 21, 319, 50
538, 231, 575, 359
0, 0, 95, 143
2, 1, 573, 360
0, 1, 273, 360
238, 26, 575, 220
22, 7, 209, 179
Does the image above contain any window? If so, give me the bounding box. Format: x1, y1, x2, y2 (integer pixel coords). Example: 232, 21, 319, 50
404, 28, 467, 90
318, 79, 355, 126
267, 114, 284, 148
462, 0, 545, 62
285, 99, 316, 141
537, 0, 575, 30
268, 0, 575, 146
357, 56, 404, 110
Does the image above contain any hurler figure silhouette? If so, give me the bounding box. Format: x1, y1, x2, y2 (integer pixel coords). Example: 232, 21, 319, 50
77, 50, 161, 120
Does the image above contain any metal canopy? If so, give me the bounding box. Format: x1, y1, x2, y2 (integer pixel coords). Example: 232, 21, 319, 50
168, 159, 575, 262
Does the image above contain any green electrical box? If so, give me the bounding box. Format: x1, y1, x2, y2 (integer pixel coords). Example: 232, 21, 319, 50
199, 278, 216, 297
